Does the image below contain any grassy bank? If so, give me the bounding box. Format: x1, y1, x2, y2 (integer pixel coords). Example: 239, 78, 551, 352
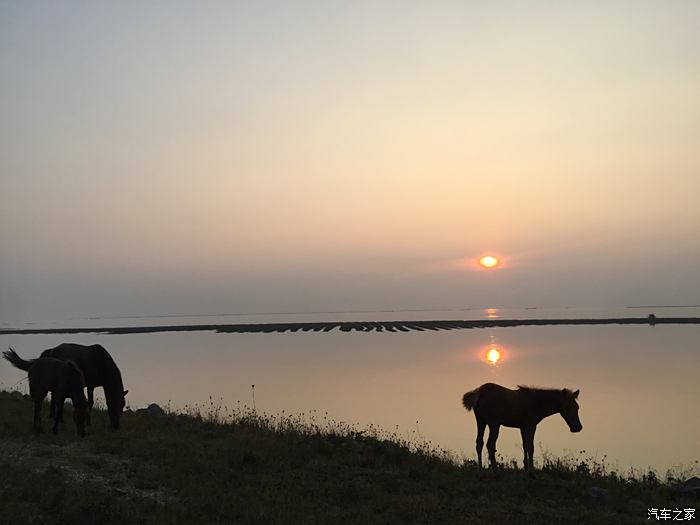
0, 390, 694, 524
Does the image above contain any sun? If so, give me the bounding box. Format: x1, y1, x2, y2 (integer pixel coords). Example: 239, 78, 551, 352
479, 255, 500, 269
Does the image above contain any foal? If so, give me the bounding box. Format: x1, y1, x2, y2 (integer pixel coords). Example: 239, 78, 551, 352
29, 358, 88, 436
462, 383, 582, 471
2, 350, 88, 437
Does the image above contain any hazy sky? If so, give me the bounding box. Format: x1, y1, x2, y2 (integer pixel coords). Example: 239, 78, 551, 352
1, 2, 699, 321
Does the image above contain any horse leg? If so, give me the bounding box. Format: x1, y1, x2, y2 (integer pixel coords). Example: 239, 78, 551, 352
50, 393, 65, 423
58, 394, 65, 423
475, 416, 486, 468
526, 427, 536, 472
52, 393, 65, 434
520, 428, 529, 470
86, 386, 94, 426
520, 426, 536, 471
486, 424, 500, 468
31, 387, 46, 433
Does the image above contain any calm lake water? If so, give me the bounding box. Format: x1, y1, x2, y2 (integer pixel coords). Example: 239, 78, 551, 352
2, 306, 699, 474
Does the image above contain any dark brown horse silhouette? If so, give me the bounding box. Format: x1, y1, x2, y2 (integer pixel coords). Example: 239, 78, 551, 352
4, 344, 127, 429
3, 351, 87, 436
41, 343, 128, 429
462, 383, 582, 471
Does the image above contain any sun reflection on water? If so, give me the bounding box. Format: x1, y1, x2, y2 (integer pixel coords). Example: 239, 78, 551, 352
486, 346, 501, 364
485, 308, 500, 319
481, 343, 506, 365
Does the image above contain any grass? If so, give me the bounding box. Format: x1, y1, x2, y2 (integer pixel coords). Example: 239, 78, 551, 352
0, 390, 696, 525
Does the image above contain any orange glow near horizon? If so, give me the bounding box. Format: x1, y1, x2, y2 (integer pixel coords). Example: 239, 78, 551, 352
479, 255, 500, 269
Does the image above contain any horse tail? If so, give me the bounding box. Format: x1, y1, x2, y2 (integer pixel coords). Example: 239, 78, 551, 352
462, 387, 480, 411
2, 347, 37, 372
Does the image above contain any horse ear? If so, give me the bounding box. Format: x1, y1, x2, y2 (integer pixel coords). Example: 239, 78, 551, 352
123, 390, 129, 397
573, 389, 579, 399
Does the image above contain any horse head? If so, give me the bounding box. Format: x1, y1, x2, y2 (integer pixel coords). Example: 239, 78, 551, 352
560, 388, 582, 432
107, 389, 128, 429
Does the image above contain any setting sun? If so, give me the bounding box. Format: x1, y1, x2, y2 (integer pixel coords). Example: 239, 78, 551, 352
479, 256, 500, 269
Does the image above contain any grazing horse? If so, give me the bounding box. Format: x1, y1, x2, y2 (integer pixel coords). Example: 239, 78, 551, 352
4, 344, 128, 429
41, 343, 128, 429
3, 352, 87, 436
462, 383, 582, 471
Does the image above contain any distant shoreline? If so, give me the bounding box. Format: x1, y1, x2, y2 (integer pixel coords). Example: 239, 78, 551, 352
1, 317, 699, 335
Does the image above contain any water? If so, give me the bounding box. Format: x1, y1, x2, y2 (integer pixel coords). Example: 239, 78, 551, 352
5, 305, 699, 329
1, 306, 698, 474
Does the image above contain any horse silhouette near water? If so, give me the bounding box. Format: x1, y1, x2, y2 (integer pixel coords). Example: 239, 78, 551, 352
3, 351, 88, 436
462, 382, 582, 471
3, 343, 127, 429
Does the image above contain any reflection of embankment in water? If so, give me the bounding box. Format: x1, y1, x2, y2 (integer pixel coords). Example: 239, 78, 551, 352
1, 317, 699, 335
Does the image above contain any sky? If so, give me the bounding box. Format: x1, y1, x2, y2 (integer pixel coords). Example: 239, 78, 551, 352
1, 2, 699, 322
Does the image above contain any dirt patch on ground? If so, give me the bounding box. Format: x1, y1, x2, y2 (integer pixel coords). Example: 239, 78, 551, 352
0, 438, 175, 505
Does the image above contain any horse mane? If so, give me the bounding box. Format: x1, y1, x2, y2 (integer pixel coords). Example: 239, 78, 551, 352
517, 385, 570, 394
93, 345, 124, 393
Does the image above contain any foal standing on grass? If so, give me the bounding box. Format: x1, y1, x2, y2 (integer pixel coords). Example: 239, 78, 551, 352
2, 353, 88, 437
462, 383, 582, 471
4, 344, 128, 430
